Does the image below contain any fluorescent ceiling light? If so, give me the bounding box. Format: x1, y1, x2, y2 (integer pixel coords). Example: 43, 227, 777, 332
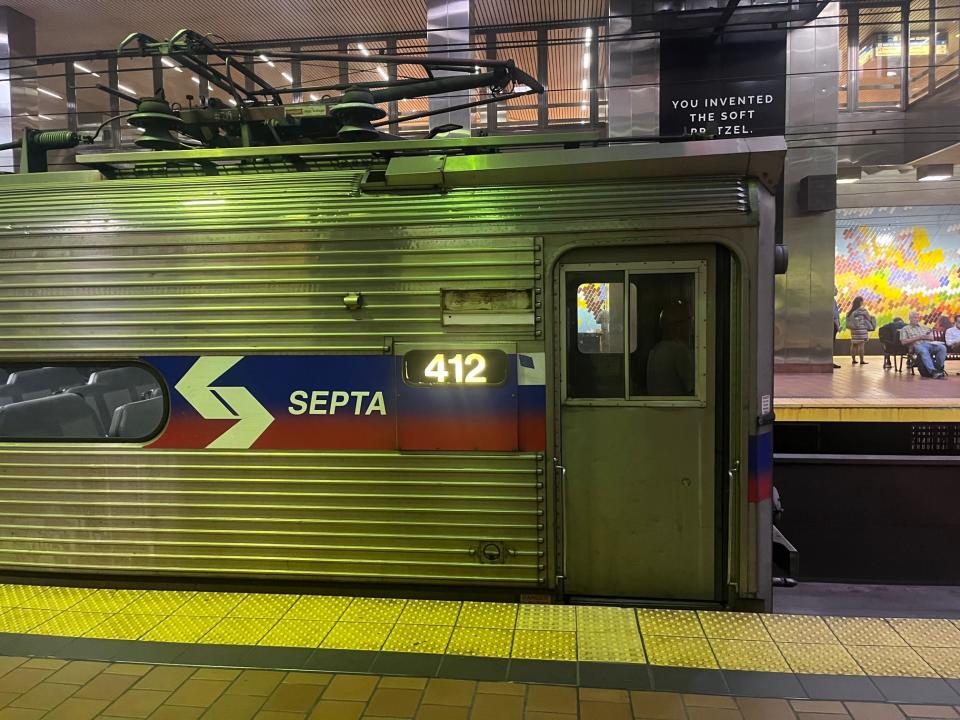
376, 67, 389, 81
38, 87, 62, 99
259, 54, 275, 68
281, 71, 293, 83
836, 167, 862, 184
38, 114, 52, 120
581, 78, 589, 91
73, 62, 100, 78
309, 93, 319, 101
583, 52, 590, 68
228, 98, 237, 106
358, 43, 370, 56
191, 77, 201, 84
917, 164, 953, 181
161, 58, 183, 73
584, 27, 593, 45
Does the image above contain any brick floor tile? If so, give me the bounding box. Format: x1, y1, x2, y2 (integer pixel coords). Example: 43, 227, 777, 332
308, 699, 365, 719
193, 668, 242, 681
477, 681, 524, 697
685, 695, 738, 709
0, 659, 26, 678
630, 691, 685, 720
0, 693, 16, 709
580, 688, 630, 703
526, 685, 577, 715
525, 713, 576, 720
150, 706, 205, 719
202, 692, 267, 720
898, 706, 959, 719
423, 678, 476, 706
20, 658, 65, 670
103, 663, 152, 677
0, 668, 54, 694
416, 706, 469, 720
166, 678, 231, 707
792, 701, 850, 715
262, 683, 324, 713
229, 670, 287, 697
8, 681, 75, 711
283, 672, 333, 686
797, 714, 853, 720
468, 692, 523, 720
41, 697, 110, 720
46, 660, 108, 685
687, 708, 744, 720
72, 671, 138, 701
379, 677, 428, 690
255, 712, 308, 720
133, 665, 194, 692
0, 707, 45, 719
737, 698, 796, 720
102, 688, 170, 718
582, 699, 633, 720
845, 703, 906, 720
364, 687, 422, 718
323, 675, 379, 702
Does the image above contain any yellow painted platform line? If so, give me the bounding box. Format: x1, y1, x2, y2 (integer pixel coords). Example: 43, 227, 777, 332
774, 404, 960, 422
0, 585, 959, 678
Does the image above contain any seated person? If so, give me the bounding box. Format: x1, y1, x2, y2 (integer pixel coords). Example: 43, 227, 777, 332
647, 302, 695, 396
933, 314, 952, 343
900, 311, 947, 379
946, 315, 960, 353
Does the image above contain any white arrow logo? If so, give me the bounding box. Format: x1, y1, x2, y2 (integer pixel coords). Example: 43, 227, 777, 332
174, 356, 274, 449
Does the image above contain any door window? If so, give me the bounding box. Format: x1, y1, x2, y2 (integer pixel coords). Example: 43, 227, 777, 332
565, 266, 701, 401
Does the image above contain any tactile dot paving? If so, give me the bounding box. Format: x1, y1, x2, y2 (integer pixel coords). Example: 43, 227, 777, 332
888, 618, 960, 648
83, 613, 165, 640
577, 631, 646, 664
174, 592, 247, 617
140, 615, 220, 643
511, 629, 576, 660
915, 647, 960, 678
824, 617, 907, 647
123, 591, 195, 616
761, 614, 838, 644
30, 611, 112, 637
456, 602, 518, 629
228, 594, 298, 619
320, 622, 392, 650
446, 626, 513, 657
339, 597, 407, 624
201, 617, 276, 645
20, 587, 94, 611
69, 590, 143, 614
284, 595, 353, 622
516, 604, 577, 632
637, 609, 703, 637
0, 608, 61, 633
0, 585, 46, 606
643, 635, 718, 669
709, 639, 790, 672
397, 600, 461, 626
383, 623, 453, 654
698, 611, 771, 641
778, 642, 863, 675
847, 645, 938, 677
259, 619, 333, 648
577, 606, 637, 633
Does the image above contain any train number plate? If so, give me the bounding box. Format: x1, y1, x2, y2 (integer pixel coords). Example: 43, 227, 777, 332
403, 350, 508, 386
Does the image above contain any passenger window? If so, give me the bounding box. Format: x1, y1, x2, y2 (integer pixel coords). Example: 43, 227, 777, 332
629, 273, 697, 397
0, 363, 165, 441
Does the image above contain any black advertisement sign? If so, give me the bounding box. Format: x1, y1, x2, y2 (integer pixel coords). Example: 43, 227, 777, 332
659, 30, 786, 139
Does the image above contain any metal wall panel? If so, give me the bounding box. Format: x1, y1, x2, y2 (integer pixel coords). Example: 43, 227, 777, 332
0, 446, 545, 584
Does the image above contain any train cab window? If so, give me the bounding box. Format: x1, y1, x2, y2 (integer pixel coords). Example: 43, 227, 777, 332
628, 272, 697, 397
0, 363, 165, 441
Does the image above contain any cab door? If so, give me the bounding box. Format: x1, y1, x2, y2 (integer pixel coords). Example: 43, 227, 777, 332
558, 244, 727, 601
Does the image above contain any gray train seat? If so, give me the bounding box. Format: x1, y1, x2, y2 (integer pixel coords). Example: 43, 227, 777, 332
0, 394, 105, 438
5, 367, 85, 401
108, 396, 164, 439
0, 369, 7, 384
69, 367, 160, 430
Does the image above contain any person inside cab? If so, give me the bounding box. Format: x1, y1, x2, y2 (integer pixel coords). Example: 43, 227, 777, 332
647, 300, 694, 396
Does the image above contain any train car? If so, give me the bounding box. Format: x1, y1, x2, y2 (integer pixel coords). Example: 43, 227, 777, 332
0, 133, 783, 609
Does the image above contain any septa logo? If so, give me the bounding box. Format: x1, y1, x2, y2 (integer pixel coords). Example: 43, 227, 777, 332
174, 356, 274, 449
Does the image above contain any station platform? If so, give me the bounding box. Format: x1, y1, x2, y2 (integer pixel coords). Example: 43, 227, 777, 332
775, 357, 960, 422
0, 584, 959, 716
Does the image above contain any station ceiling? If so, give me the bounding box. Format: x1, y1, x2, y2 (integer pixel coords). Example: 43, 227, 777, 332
5, 0, 607, 55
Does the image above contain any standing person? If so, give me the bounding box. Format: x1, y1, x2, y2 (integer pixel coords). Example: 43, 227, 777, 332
900, 311, 947, 379
878, 316, 906, 369
833, 289, 842, 369
845, 296, 876, 366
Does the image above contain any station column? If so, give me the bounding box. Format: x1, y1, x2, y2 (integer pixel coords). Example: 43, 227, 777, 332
426, 0, 472, 133
0, 6, 36, 173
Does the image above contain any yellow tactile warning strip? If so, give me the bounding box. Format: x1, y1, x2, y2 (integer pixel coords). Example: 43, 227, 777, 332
1, 585, 960, 679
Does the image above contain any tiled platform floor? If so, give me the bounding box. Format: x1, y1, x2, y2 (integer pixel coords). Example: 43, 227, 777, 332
0, 656, 957, 719
775, 357, 960, 422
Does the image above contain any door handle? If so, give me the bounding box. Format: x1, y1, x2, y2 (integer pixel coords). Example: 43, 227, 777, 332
554, 458, 567, 583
